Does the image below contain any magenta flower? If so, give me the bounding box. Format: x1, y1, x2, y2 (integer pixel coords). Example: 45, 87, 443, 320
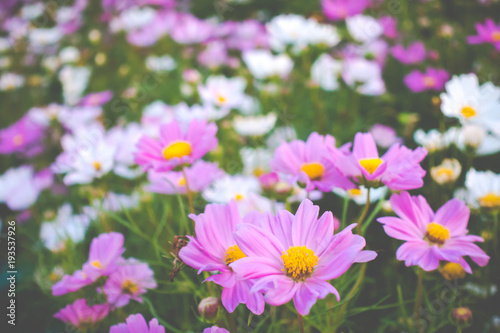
404, 68, 449, 92
104, 258, 157, 308
54, 299, 109, 327
79, 90, 113, 106
270, 132, 354, 192
392, 42, 426, 64
0, 115, 45, 155
379, 16, 398, 39
321, 0, 370, 21
146, 160, 223, 195
230, 199, 377, 316
369, 124, 402, 148
467, 18, 500, 51
336, 132, 427, 190
134, 119, 218, 172
52, 232, 125, 295
110, 313, 165, 333
203, 327, 229, 333
178, 201, 265, 315
377, 192, 490, 272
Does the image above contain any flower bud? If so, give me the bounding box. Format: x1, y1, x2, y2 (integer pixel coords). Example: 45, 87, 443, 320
452, 307, 472, 324
198, 297, 219, 320
439, 262, 466, 280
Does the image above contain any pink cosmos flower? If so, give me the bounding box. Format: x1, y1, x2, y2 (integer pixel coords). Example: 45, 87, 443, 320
322, 0, 370, 21
104, 258, 157, 308
54, 299, 109, 327
377, 192, 490, 272
110, 313, 165, 333
392, 41, 426, 64
146, 161, 223, 195
369, 124, 402, 148
230, 199, 377, 316
203, 327, 230, 333
336, 132, 427, 190
171, 13, 214, 44
134, 119, 218, 172
404, 68, 449, 92
52, 232, 125, 295
467, 18, 500, 51
0, 115, 45, 155
178, 201, 265, 315
270, 132, 354, 192
379, 16, 398, 39
79, 90, 113, 106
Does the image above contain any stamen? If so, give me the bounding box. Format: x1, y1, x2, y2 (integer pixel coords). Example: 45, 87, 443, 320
300, 162, 325, 181
359, 158, 383, 175
460, 106, 476, 118
425, 222, 450, 245
479, 193, 500, 208
224, 245, 246, 265
162, 141, 192, 160
281, 246, 318, 281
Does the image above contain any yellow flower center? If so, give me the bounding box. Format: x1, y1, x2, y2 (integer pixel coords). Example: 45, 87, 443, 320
122, 279, 139, 294
281, 246, 318, 281
423, 76, 436, 87
478, 193, 500, 208
359, 158, 383, 175
439, 262, 466, 280
492, 31, 500, 42
234, 193, 245, 201
253, 167, 266, 177
90, 260, 101, 269
49, 272, 60, 282
435, 167, 454, 178
300, 162, 325, 181
178, 177, 186, 186
224, 245, 246, 265
455, 307, 470, 317
162, 141, 192, 160
348, 188, 362, 196
425, 222, 450, 245
92, 161, 101, 171
13, 134, 24, 146
217, 95, 227, 104
460, 106, 476, 118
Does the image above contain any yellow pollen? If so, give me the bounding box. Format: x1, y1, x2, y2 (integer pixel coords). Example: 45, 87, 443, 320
92, 161, 101, 171
300, 162, 325, 181
460, 106, 476, 119
348, 188, 362, 196
178, 177, 186, 186
455, 307, 469, 316
13, 134, 23, 146
435, 167, 454, 178
478, 193, 500, 208
122, 279, 139, 294
423, 76, 436, 87
90, 260, 102, 269
492, 31, 500, 42
439, 262, 466, 280
217, 95, 227, 104
281, 246, 318, 281
224, 245, 246, 265
49, 272, 60, 282
253, 167, 266, 177
425, 222, 450, 245
234, 193, 244, 201
162, 141, 192, 160
359, 158, 383, 175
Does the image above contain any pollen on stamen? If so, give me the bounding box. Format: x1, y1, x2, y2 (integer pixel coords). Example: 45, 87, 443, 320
162, 141, 192, 160
359, 158, 383, 175
425, 222, 450, 245
460, 106, 476, 118
224, 245, 246, 265
281, 246, 318, 281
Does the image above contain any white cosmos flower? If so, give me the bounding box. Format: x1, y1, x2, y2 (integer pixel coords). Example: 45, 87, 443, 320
59, 46, 80, 64
440, 73, 500, 135
145, 55, 176, 71
310, 54, 342, 91
346, 15, 384, 43
461, 169, 500, 209
29, 28, 63, 47
197, 75, 247, 109
430, 159, 461, 185
242, 50, 293, 80
305, 20, 341, 48
57, 105, 102, 131
333, 186, 387, 205
413, 129, 450, 153
0, 73, 24, 91
342, 58, 385, 95
21, 2, 45, 20
233, 113, 277, 136
40, 204, 91, 252
444, 125, 500, 156
267, 14, 310, 52
174, 103, 230, 127
94, 192, 141, 212
266, 126, 297, 150
58, 65, 91, 105
0, 166, 41, 210
141, 101, 175, 138
107, 123, 143, 179
240, 147, 273, 176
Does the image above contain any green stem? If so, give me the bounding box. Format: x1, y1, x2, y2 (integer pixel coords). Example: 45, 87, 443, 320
182, 166, 195, 215
341, 194, 349, 230
334, 263, 367, 332
356, 188, 371, 235
414, 268, 424, 333
298, 313, 305, 333
227, 311, 238, 333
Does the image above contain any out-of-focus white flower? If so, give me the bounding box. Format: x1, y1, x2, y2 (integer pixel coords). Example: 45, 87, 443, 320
107, 123, 143, 179
266, 126, 297, 150
233, 113, 277, 136
141, 101, 175, 138
197, 75, 247, 109
0, 38, 10, 52
333, 186, 387, 205
145, 55, 176, 71
29, 28, 63, 47
243, 50, 293, 80
0, 166, 44, 210
305, 20, 341, 48
40, 204, 91, 252
52, 125, 116, 185
174, 103, 229, 126
444, 125, 500, 156
112, 6, 156, 32
240, 147, 273, 176
42, 56, 61, 72
94, 192, 141, 212
57, 105, 102, 131
441, 73, 500, 135
431, 158, 461, 185
461, 169, 500, 209
310, 54, 342, 91
59, 46, 80, 64
58, 65, 91, 105
21, 2, 45, 20
346, 14, 384, 43
413, 129, 449, 153
28, 104, 63, 126
342, 58, 385, 95
0, 73, 24, 91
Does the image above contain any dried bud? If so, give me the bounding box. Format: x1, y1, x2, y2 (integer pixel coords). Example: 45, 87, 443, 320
198, 297, 219, 320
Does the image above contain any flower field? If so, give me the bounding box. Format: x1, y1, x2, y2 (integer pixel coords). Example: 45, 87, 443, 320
0, 0, 500, 332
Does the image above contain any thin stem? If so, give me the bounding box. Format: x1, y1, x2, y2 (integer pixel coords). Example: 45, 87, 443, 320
334, 263, 367, 332
341, 194, 349, 229
298, 313, 304, 333
414, 268, 424, 333
356, 188, 371, 235
227, 311, 238, 333
182, 166, 195, 214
